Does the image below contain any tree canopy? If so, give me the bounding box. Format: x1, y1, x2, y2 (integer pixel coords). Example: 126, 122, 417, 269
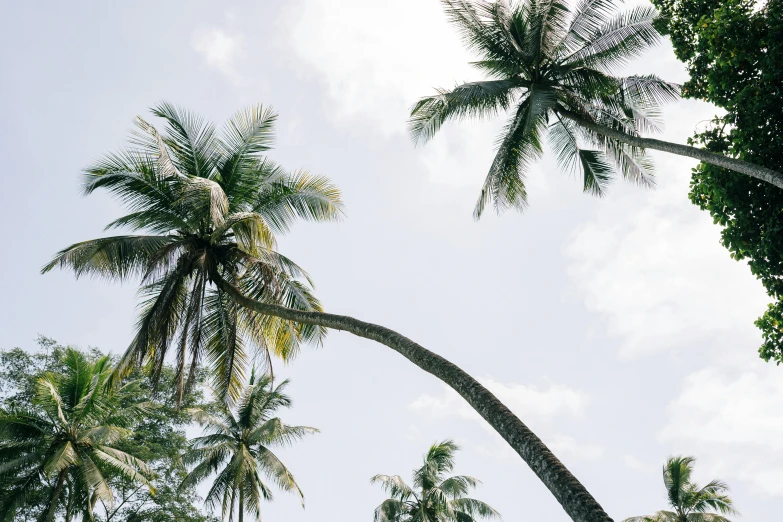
0, 338, 218, 522
651, 0, 783, 363
42, 103, 344, 402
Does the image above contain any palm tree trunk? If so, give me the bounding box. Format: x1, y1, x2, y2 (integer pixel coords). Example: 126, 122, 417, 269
65, 477, 73, 522
556, 108, 783, 189
239, 487, 244, 522
213, 274, 613, 522
43, 470, 67, 522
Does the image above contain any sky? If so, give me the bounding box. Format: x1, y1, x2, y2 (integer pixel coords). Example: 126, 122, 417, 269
1, 1, 781, 520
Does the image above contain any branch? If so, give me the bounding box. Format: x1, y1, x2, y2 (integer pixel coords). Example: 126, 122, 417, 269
556, 108, 783, 189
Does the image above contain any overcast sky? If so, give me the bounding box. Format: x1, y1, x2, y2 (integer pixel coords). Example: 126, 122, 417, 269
1, 1, 781, 521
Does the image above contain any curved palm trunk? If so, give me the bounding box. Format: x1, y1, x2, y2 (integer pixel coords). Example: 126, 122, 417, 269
556, 109, 783, 189
213, 275, 613, 522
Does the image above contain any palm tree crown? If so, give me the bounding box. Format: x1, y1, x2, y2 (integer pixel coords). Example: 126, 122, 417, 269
0, 349, 152, 522
181, 372, 317, 522
623, 456, 737, 522
411, 0, 680, 217
43, 103, 344, 402
371, 440, 500, 522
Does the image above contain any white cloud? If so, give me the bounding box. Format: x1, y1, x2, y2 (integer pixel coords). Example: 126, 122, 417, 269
285, 0, 469, 133
283, 0, 517, 189
409, 378, 602, 461
623, 454, 653, 474
192, 28, 243, 83
549, 434, 605, 461
410, 378, 589, 422
564, 135, 769, 357
660, 365, 783, 496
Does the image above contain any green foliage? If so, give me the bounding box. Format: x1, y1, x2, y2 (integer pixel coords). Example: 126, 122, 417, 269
0, 339, 218, 522
371, 440, 499, 522
412, 0, 679, 217
0, 343, 152, 522
42, 103, 344, 401
652, 0, 783, 363
181, 371, 317, 522
623, 456, 736, 522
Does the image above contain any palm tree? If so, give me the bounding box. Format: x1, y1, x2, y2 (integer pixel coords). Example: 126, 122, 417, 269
180, 371, 315, 522
43, 102, 343, 403
410, 0, 783, 217
44, 103, 613, 522
0, 348, 152, 522
371, 440, 499, 522
623, 456, 737, 522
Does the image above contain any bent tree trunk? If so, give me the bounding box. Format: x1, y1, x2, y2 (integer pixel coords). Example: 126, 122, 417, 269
213, 275, 613, 522
557, 108, 783, 190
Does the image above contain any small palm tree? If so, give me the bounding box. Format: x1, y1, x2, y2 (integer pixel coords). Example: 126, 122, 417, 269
371, 440, 499, 522
43, 103, 343, 402
411, 0, 783, 217
0, 349, 152, 522
181, 371, 316, 522
624, 456, 737, 522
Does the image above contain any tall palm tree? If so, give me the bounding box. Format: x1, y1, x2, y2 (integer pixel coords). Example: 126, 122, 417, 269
0, 349, 152, 522
44, 103, 613, 522
181, 371, 315, 522
623, 456, 737, 522
371, 440, 499, 522
43, 103, 343, 403
410, 0, 783, 217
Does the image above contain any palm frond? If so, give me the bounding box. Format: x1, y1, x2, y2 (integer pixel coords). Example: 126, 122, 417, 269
41, 235, 178, 281
409, 78, 523, 145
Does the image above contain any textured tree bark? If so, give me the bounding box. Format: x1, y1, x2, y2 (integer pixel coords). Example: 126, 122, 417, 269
214, 275, 613, 522
557, 108, 783, 189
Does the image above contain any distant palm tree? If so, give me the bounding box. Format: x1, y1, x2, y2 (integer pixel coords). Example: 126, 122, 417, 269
411, 0, 783, 217
371, 440, 499, 522
43, 103, 343, 403
0, 349, 151, 522
44, 103, 612, 522
623, 456, 737, 522
181, 372, 316, 522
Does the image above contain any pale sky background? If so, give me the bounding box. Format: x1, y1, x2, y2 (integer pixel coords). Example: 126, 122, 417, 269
1, 1, 781, 521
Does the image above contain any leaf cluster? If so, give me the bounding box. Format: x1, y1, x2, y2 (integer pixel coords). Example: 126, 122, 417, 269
0, 340, 218, 522
371, 440, 499, 522
623, 456, 736, 522
42, 103, 344, 402
411, 0, 680, 216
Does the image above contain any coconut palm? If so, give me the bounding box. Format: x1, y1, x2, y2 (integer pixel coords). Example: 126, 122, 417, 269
44, 103, 612, 522
0, 349, 152, 522
181, 371, 315, 522
43, 103, 343, 403
410, 0, 783, 217
623, 456, 737, 522
371, 440, 499, 522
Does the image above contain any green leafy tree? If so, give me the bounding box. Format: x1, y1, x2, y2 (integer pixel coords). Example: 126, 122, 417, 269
44, 103, 613, 522
101, 364, 218, 522
181, 372, 316, 522
410, 0, 783, 217
623, 456, 736, 522
651, 0, 783, 363
371, 440, 499, 522
0, 348, 152, 522
0, 340, 217, 522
